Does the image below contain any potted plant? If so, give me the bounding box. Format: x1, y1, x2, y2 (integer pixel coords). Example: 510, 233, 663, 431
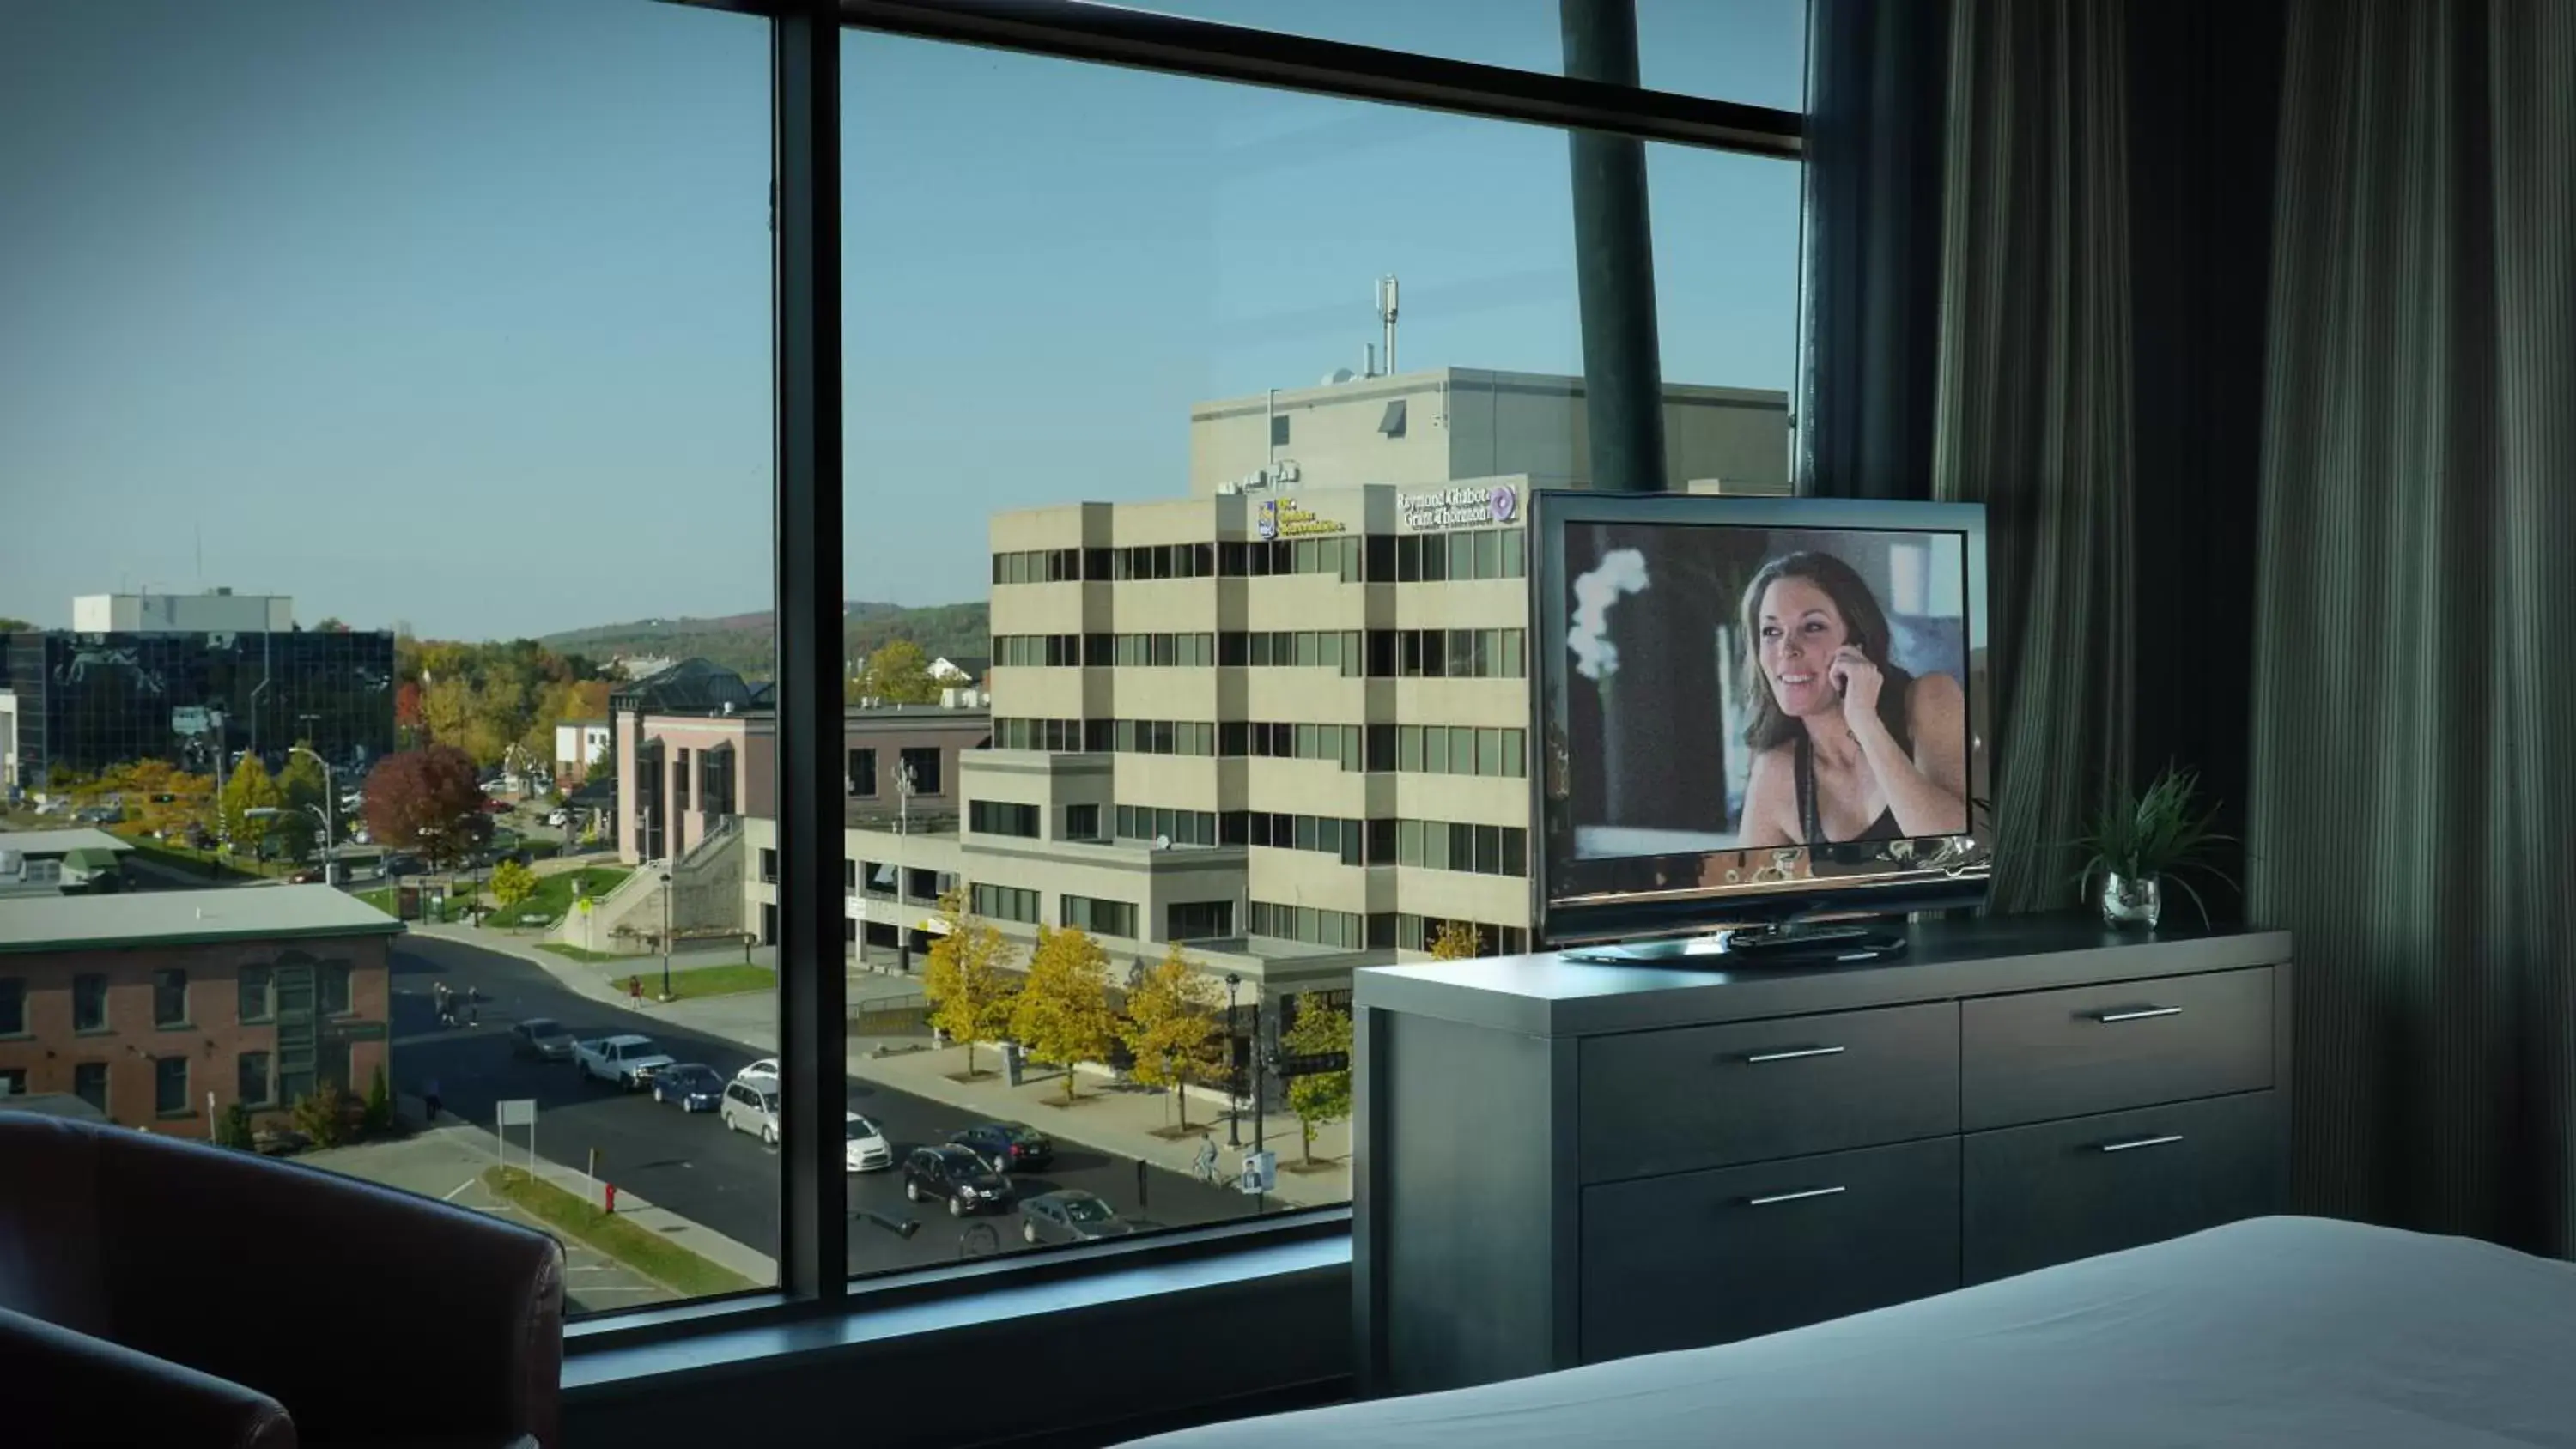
2074, 763, 2238, 929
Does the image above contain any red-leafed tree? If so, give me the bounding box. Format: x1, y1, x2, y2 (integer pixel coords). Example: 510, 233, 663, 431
363, 745, 489, 868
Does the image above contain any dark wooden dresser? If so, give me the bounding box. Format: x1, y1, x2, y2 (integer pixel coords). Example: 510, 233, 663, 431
1351, 915, 2293, 1396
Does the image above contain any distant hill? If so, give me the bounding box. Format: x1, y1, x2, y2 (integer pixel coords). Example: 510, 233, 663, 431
541, 601, 989, 680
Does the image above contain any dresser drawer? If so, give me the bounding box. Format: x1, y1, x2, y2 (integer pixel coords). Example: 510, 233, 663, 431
1580, 1136, 1959, 1362
1579, 1002, 1959, 1182
1962, 1089, 2280, 1285
1959, 967, 2274, 1131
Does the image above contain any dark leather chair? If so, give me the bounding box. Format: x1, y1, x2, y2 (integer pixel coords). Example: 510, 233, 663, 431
0, 1111, 564, 1448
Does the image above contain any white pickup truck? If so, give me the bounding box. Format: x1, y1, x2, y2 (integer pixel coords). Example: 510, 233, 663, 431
575, 1034, 676, 1090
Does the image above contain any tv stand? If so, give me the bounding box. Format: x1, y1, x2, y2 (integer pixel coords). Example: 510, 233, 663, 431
1564, 921, 1908, 967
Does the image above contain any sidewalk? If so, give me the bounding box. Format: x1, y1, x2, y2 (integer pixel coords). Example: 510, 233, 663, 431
301, 1116, 777, 1309
426, 925, 1353, 1206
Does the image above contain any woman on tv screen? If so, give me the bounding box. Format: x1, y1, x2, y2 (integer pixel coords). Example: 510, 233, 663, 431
1734, 551, 1969, 846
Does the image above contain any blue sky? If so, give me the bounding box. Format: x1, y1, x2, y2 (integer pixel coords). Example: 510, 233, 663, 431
0, 0, 1803, 640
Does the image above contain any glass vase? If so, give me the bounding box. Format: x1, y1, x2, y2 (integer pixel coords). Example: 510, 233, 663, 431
2099, 871, 2162, 929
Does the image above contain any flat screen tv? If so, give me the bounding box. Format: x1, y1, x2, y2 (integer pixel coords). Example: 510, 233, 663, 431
1528, 491, 1993, 961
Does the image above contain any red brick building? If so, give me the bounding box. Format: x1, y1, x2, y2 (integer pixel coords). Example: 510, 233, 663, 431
0, 886, 400, 1137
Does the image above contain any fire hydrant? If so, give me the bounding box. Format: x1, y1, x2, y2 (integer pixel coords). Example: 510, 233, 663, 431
605, 1182, 618, 1215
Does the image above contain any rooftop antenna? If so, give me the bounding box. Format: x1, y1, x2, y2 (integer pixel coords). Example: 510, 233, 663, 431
1376, 275, 1399, 376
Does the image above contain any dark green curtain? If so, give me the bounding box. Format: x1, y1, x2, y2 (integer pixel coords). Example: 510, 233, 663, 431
2251, 0, 2576, 1252
1926, 0, 2136, 912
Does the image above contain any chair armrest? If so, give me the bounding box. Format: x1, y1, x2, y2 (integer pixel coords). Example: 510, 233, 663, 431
1, 1303, 296, 1449
94, 1132, 562, 1447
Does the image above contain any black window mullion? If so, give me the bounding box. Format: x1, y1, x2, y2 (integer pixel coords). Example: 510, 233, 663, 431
772, 6, 848, 1302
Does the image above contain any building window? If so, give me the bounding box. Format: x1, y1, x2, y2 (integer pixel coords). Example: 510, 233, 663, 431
321, 963, 354, 1017
970, 882, 1040, 925
843, 858, 858, 893
1064, 803, 1102, 841
969, 800, 1041, 838
0, 1067, 23, 1100
238, 1051, 274, 1108
861, 860, 896, 897
238, 967, 272, 1024
676, 747, 692, 809
1060, 894, 1138, 938
899, 746, 942, 795
73, 973, 109, 1033
761, 847, 780, 882
0, 978, 23, 1036
155, 1056, 189, 1117
1270, 413, 1291, 446
848, 747, 878, 797
152, 969, 188, 1028
1247, 900, 1365, 949
1391, 820, 1528, 877
1167, 900, 1235, 941
72, 1063, 108, 1114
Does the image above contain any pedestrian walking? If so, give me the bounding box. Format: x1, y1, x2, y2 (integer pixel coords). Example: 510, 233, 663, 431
423, 1077, 443, 1124
466, 1001, 481, 1028
434, 981, 453, 1028
627, 975, 644, 1009
1193, 1133, 1220, 1185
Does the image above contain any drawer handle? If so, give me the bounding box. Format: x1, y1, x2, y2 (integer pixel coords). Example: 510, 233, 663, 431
2099, 1133, 2186, 1154
2092, 1006, 2182, 1023
1742, 1045, 1847, 1064
1745, 1185, 1847, 1207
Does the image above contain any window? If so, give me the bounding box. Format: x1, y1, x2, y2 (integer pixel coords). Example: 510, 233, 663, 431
1270, 413, 1291, 446
1065, 803, 1102, 841
72, 1063, 107, 1115
1248, 900, 1365, 949
238, 967, 271, 1024
899, 746, 942, 796
73, 973, 109, 1033
971, 882, 1041, 925
761, 847, 780, 882
1060, 894, 1139, 938
0, 1067, 22, 1099
153, 969, 188, 1028
1393, 820, 1530, 877
155, 1057, 189, 1117
676, 747, 692, 809
848, 747, 878, 797
321, 963, 353, 1017
970, 800, 1042, 838
238, 1052, 274, 1108
0, 978, 22, 1036
1167, 900, 1235, 940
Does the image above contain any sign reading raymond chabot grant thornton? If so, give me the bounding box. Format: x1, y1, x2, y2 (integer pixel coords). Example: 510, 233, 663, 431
1401, 483, 1519, 532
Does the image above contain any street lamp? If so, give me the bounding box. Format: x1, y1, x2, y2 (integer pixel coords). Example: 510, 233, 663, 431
1224, 973, 1242, 1147
287, 743, 337, 886
659, 870, 673, 1002
245, 803, 331, 879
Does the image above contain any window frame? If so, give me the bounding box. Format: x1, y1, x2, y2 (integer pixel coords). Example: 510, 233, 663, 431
152, 968, 190, 1029
0, 976, 24, 1038
551, 0, 1800, 1361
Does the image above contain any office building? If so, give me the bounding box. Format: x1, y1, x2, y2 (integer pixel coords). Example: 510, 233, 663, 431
0, 592, 396, 784
0, 887, 400, 1136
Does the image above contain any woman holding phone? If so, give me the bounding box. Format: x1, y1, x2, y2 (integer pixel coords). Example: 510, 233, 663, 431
1734, 550, 1970, 846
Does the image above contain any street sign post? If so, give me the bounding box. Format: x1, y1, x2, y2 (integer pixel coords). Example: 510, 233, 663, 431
495, 1098, 538, 1176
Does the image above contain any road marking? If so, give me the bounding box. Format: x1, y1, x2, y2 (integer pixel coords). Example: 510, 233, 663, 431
443, 1180, 477, 1201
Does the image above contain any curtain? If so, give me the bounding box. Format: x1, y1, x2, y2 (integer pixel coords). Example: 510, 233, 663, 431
2251, 0, 2576, 1252
1927, 0, 2136, 912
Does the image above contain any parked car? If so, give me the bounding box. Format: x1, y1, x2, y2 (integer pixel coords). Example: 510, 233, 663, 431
653, 1064, 726, 1112
902, 1144, 1011, 1217
574, 1034, 675, 1089
546, 809, 570, 828
479, 797, 512, 815
510, 1017, 576, 1063
733, 1058, 780, 1085
720, 1079, 781, 1145
846, 1113, 893, 1173
384, 854, 425, 877
285, 867, 325, 884
948, 1121, 1055, 1173
1018, 1189, 1133, 1246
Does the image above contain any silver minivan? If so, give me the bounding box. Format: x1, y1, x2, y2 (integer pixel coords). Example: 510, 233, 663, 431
720, 1079, 781, 1146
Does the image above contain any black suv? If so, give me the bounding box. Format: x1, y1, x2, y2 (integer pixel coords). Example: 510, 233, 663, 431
947, 1121, 1054, 1173
902, 1144, 1011, 1217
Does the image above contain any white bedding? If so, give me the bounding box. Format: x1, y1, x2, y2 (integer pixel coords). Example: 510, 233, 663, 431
1122, 1216, 2576, 1448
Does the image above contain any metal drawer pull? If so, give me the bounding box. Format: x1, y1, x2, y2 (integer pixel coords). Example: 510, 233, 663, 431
2092, 1006, 2183, 1023
1743, 1045, 1847, 1064
2099, 1133, 2186, 1154
1745, 1185, 1848, 1206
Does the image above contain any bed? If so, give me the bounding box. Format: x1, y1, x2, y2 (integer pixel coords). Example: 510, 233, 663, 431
1121, 1216, 2576, 1447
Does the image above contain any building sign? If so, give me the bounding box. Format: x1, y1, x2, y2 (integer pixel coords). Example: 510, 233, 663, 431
1400, 483, 1519, 532
1253, 496, 1346, 541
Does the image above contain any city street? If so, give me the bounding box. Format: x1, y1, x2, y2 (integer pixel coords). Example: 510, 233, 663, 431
387, 935, 1267, 1278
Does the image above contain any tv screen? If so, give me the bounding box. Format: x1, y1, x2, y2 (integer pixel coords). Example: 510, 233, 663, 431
1529, 492, 1993, 947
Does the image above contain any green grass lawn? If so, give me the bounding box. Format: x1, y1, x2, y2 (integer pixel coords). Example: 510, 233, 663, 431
355, 887, 397, 916
482, 1167, 757, 1299
661, 963, 776, 1000
488, 865, 630, 927
538, 942, 626, 963
120, 836, 279, 881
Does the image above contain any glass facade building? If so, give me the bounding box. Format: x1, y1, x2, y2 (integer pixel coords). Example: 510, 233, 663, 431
1, 630, 397, 783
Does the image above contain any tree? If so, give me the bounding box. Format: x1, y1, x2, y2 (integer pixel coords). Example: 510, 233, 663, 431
490, 858, 538, 912
219, 755, 283, 858
1012, 925, 1119, 1104
361, 1064, 394, 1135
1121, 944, 1225, 1130
214, 1100, 256, 1151
314, 616, 350, 633
584, 735, 617, 785
1430, 919, 1486, 961
95, 759, 213, 840
362, 745, 489, 868
420, 676, 476, 749
860, 639, 940, 705
274, 743, 329, 863
1281, 1001, 1354, 1166
0, 616, 35, 633
921, 886, 1018, 1076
